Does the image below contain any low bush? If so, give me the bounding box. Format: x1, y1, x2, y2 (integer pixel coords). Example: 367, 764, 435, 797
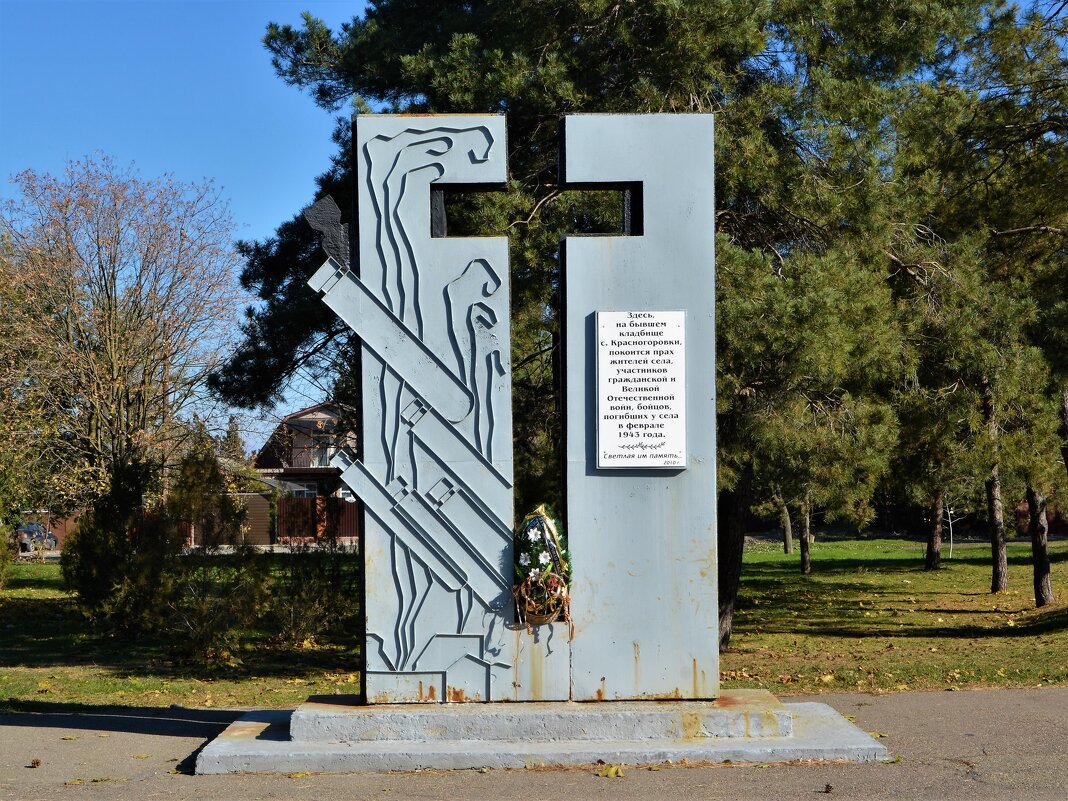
63, 442, 269, 662
62, 507, 147, 628
160, 545, 269, 663
270, 538, 360, 646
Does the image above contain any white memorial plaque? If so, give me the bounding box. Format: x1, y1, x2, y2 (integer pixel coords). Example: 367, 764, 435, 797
596, 310, 686, 468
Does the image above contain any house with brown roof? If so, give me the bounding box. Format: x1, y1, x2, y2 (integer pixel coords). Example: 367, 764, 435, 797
248, 402, 360, 544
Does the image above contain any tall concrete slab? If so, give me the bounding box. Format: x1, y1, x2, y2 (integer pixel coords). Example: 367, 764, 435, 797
561, 114, 718, 700
309, 114, 518, 703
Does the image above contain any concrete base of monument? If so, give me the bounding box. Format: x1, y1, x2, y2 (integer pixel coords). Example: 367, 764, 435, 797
195, 690, 888, 774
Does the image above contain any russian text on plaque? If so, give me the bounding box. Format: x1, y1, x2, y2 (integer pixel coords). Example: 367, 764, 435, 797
596, 310, 686, 469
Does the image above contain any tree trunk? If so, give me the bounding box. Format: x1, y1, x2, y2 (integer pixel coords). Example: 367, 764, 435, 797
985, 470, 1008, 592
1026, 485, 1055, 608
717, 468, 752, 650
925, 489, 943, 570
1060, 384, 1068, 488
778, 495, 793, 554
982, 375, 1008, 593
799, 497, 812, 575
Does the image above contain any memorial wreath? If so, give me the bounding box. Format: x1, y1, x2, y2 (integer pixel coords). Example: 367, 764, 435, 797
513, 504, 572, 631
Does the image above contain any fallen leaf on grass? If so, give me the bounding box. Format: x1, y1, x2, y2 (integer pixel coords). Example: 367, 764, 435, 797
288, 771, 312, 779
883, 755, 902, 764
29, 758, 41, 768
598, 763, 625, 778
65, 779, 86, 786
61, 735, 79, 741
868, 731, 889, 739
91, 777, 111, 783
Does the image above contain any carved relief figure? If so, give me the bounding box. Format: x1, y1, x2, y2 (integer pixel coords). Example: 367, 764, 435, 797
308, 117, 514, 701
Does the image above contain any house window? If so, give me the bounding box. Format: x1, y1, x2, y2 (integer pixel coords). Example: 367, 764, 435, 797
311, 446, 330, 467
292, 482, 318, 498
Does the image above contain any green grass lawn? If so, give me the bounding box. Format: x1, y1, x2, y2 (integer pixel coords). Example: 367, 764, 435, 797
0, 558, 360, 710
721, 536, 1068, 694
1, 537, 1066, 709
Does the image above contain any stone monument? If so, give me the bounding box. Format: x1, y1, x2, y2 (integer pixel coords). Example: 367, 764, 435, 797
197, 113, 888, 772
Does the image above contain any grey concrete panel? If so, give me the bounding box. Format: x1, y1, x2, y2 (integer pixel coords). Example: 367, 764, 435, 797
508, 622, 571, 701
561, 114, 718, 700
309, 115, 518, 702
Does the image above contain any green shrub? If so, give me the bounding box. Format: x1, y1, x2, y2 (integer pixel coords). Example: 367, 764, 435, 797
160, 545, 269, 663
62, 507, 143, 627
270, 538, 360, 646
63, 441, 271, 663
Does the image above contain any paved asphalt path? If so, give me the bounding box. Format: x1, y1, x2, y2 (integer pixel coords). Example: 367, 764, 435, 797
2, 687, 1067, 801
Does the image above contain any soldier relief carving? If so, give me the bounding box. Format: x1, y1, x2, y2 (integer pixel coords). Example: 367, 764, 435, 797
308, 118, 515, 701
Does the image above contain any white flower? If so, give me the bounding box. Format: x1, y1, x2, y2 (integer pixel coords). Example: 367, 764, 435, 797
529, 569, 541, 580
519, 552, 531, 566
538, 551, 551, 566
527, 526, 540, 542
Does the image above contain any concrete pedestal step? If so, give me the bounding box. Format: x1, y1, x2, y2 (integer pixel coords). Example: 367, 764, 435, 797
196, 694, 888, 774
290, 689, 792, 743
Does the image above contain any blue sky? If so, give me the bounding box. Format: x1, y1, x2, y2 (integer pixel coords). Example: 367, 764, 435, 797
0, 0, 363, 243
0, 0, 367, 444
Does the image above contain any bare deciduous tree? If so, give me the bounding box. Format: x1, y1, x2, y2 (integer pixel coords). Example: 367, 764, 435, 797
1, 155, 244, 512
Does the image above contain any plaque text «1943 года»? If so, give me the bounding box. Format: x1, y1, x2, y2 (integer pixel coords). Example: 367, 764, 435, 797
596, 310, 686, 468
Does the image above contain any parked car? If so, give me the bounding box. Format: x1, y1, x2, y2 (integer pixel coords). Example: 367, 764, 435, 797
16, 522, 57, 552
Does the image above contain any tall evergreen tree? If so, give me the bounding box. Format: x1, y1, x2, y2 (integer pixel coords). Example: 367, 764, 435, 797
219, 415, 247, 463
211, 1, 1003, 643
892, 1, 1067, 594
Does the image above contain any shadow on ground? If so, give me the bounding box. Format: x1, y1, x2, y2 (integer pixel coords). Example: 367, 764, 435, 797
0, 700, 239, 736
0, 701, 243, 774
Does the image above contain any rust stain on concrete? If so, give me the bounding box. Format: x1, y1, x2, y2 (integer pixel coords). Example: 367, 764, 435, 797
529, 640, 544, 701
714, 694, 745, 708
681, 711, 702, 741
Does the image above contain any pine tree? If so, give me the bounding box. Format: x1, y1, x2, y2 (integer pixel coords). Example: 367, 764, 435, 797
211, 1, 1006, 641
219, 415, 247, 463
